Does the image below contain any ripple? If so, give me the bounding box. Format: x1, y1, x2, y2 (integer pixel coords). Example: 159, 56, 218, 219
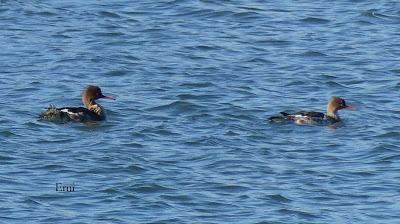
160, 194, 193, 202
284, 80, 306, 86
92, 31, 125, 37
25, 10, 57, 17
0, 130, 16, 137
297, 51, 327, 57
22, 198, 43, 206
325, 80, 347, 88
214, 184, 250, 193
363, 9, 391, 19
176, 93, 217, 101
0, 155, 16, 161
36, 138, 73, 144
372, 143, 399, 152
268, 194, 292, 203
40, 164, 67, 170
105, 70, 129, 76
246, 57, 274, 64
277, 208, 318, 219
203, 10, 234, 19
98, 11, 122, 18
238, 6, 265, 12
390, 69, 400, 74
255, 39, 291, 46
233, 11, 262, 19
184, 136, 222, 146
184, 44, 223, 51
121, 142, 144, 148
51, 34, 72, 39
179, 82, 214, 88
128, 183, 171, 193
146, 101, 205, 113
300, 17, 330, 24
124, 164, 147, 174
374, 131, 400, 139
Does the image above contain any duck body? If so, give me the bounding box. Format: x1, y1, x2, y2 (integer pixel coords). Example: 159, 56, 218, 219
39, 105, 104, 122
269, 97, 353, 125
39, 85, 114, 122
269, 111, 337, 125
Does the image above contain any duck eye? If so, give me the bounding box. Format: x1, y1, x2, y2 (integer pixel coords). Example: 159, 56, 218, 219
342, 100, 346, 107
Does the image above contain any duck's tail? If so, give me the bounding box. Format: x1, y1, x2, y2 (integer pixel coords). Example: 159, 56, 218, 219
38, 105, 71, 122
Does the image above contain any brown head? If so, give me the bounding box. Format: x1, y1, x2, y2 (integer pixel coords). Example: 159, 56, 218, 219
326, 96, 354, 119
82, 85, 115, 108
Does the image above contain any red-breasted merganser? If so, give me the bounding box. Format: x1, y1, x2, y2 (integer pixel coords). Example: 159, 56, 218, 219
39, 85, 115, 122
269, 96, 355, 124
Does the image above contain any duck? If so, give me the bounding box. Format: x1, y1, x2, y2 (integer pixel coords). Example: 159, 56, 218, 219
269, 96, 354, 124
39, 85, 115, 122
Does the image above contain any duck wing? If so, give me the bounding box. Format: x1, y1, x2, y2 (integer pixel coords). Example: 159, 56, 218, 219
290, 111, 325, 118
59, 107, 102, 121
39, 106, 102, 122
269, 111, 324, 123
59, 107, 94, 114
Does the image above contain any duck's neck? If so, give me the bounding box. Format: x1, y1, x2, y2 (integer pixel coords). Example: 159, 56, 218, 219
82, 97, 102, 114
326, 105, 339, 120
82, 96, 95, 109
84, 99, 106, 120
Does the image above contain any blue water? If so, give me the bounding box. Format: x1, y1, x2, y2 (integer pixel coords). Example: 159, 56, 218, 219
1, 1, 400, 223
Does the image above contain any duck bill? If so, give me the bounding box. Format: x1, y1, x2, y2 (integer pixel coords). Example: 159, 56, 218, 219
344, 105, 356, 111
100, 94, 116, 100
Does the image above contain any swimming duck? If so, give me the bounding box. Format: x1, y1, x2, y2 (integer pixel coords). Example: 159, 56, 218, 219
39, 85, 115, 122
269, 96, 354, 124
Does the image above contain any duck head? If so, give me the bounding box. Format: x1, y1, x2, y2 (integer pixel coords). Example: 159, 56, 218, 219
326, 96, 355, 119
82, 85, 115, 108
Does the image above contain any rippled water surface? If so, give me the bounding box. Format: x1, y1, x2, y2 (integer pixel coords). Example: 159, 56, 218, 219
1, 1, 400, 223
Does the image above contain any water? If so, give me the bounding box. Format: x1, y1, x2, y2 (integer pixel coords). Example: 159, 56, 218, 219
1, 1, 400, 223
